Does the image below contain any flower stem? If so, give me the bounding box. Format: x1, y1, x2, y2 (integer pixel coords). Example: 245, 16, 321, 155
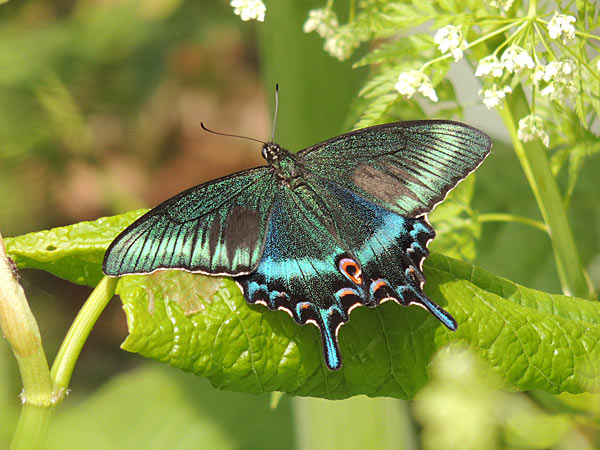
478, 213, 548, 233
0, 234, 56, 450
10, 405, 54, 450
50, 276, 118, 395
1, 231, 117, 450
499, 87, 595, 298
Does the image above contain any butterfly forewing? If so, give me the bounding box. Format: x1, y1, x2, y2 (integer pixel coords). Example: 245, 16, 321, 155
299, 120, 491, 217
103, 167, 275, 276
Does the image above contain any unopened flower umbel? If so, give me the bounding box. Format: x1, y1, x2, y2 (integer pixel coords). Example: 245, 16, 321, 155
231, 0, 266, 22
395, 70, 438, 102
518, 114, 550, 147
485, 0, 515, 11
434, 25, 467, 61
303, 8, 339, 38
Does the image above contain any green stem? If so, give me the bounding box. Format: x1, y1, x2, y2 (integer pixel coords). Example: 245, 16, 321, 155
10, 405, 54, 450
50, 276, 118, 396
5, 270, 117, 449
0, 234, 56, 450
499, 87, 594, 299
478, 213, 548, 233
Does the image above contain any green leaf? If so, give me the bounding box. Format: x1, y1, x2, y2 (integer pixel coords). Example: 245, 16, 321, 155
117, 250, 600, 399
429, 176, 480, 262
5, 209, 147, 286
8, 210, 600, 398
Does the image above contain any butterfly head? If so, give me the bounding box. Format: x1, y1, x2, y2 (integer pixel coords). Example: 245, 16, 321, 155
261, 142, 286, 164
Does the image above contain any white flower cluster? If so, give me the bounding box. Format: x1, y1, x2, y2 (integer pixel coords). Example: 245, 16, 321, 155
395, 70, 438, 102
434, 25, 467, 61
547, 13, 576, 43
479, 84, 512, 109
475, 46, 534, 80
475, 55, 504, 78
303, 8, 357, 60
533, 59, 578, 102
303, 8, 338, 38
230, 0, 266, 22
484, 0, 515, 11
518, 114, 550, 147
323, 30, 358, 61
500, 45, 534, 73
475, 46, 535, 109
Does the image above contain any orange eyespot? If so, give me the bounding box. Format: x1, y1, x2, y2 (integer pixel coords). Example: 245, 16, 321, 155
338, 288, 357, 298
371, 279, 387, 292
339, 257, 363, 285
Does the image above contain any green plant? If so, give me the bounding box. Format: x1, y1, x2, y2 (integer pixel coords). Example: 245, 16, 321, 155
1, 1, 599, 449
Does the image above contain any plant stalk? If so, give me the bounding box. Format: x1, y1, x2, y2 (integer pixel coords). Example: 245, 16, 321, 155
50, 276, 118, 394
0, 234, 55, 450
499, 87, 594, 299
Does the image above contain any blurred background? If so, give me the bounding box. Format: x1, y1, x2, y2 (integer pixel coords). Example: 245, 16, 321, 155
1, 0, 599, 448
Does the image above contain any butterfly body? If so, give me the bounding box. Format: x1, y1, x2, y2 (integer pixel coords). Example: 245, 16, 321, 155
103, 120, 491, 370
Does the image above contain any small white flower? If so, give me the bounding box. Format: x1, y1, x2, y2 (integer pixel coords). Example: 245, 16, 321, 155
395, 70, 438, 102
532, 65, 545, 84
485, 0, 515, 11
395, 71, 420, 97
479, 84, 512, 109
434, 25, 467, 61
475, 55, 504, 78
501, 45, 534, 73
518, 114, 549, 147
303, 8, 338, 38
418, 78, 439, 102
231, 0, 266, 22
323, 29, 358, 61
536, 59, 578, 102
548, 13, 576, 43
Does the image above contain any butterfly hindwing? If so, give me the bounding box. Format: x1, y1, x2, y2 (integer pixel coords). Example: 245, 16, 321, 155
299, 120, 491, 217
103, 167, 276, 276
314, 177, 458, 330
237, 175, 457, 370
236, 188, 357, 370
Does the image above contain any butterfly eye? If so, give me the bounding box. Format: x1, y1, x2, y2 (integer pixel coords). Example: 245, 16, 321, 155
261, 146, 268, 160
338, 257, 363, 285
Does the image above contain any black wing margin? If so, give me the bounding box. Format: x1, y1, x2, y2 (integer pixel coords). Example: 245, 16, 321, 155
299, 120, 491, 217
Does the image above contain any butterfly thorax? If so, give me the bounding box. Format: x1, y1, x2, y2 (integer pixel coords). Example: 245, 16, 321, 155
262, 142, 307, 189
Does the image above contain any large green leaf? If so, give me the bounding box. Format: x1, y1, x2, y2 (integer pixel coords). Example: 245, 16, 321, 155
6, 212, 600, 399
117, 253, 600, 399
4, 209, 147, 286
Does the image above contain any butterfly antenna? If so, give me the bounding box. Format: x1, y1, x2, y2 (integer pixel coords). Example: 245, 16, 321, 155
271, 84, 279, 142
200, 122, 266, 145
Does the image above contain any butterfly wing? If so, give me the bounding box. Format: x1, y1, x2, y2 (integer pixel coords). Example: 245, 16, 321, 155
299, 120, 491, 217
236, 177, 457, 370
103, 167, 276, 276
235, 186, 357, 370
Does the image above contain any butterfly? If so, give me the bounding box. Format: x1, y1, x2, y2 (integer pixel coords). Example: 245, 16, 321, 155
103, 120, 491, 370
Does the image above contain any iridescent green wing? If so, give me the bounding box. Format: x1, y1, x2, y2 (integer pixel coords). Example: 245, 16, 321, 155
298, 120, 491, 217
103, 167, 275, 276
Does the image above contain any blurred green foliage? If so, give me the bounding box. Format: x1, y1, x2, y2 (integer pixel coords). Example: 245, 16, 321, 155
1, 0, 600, 449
